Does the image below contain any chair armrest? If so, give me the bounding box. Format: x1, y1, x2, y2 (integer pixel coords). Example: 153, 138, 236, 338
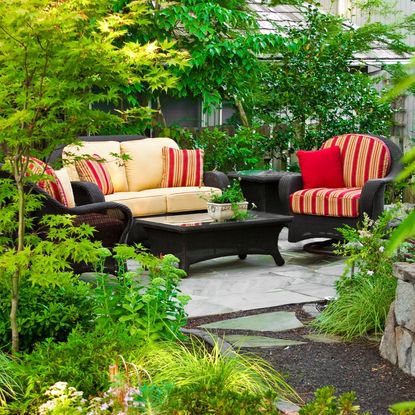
359, 177, 393, 219
71, 181, 105, 205
278, 173, 303, 215
204, 171, 230, 190
35, 188, 133, 244
72, 202, 134, 244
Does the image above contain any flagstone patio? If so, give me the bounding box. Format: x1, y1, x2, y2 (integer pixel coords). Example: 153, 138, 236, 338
181, 228, 345, 318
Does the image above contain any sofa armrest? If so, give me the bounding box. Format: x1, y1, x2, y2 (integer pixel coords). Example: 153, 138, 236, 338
204, 171, 230, 190
71, 181, 105, 205
359, 177, 393, 220
278, 173, 303, 215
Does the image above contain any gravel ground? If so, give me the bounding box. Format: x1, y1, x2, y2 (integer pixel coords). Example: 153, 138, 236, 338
186, 304, 415, 415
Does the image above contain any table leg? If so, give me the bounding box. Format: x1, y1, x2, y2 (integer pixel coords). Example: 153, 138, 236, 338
272, 225, 286, 266
180, 257, 190, 275
272, 250, 285, 266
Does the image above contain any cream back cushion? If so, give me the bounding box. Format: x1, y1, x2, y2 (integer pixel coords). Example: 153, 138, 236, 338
54, 168, 76, 208
62, 141, 128, 192
121, 138, 179, 191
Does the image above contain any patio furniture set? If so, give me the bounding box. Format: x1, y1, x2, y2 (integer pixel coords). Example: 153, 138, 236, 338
36, 133, 401, 274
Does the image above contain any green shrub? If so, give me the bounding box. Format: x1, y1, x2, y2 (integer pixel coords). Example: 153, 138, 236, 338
5, 247, 189, 413
313, 272, 396, 340
162, 385, 280, 415
313, 209, 407, 340
11, 326, 143, 413
0, 279, 95, 352
165, 126, 275, 172
93, 246, 189, 342
389, 402, 415, 415
299, 386, 370, 414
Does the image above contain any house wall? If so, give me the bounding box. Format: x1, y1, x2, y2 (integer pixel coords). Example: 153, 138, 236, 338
160, 95, 202, 128
319, 0, 415, 145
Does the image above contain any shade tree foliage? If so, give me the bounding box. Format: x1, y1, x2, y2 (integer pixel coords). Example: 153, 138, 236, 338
0, 0, 187, 353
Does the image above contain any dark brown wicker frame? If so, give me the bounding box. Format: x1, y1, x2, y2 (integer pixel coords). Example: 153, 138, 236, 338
0, 165, 134, 273
135, 212, 292, 273
31, 185, 133, 247
278, 135, 403, 242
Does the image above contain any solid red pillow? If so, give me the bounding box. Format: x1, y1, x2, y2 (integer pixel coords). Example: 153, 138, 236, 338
297, 146, 345, 189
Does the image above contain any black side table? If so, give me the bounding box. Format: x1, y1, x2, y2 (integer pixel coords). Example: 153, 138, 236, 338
228, 170, 293, 214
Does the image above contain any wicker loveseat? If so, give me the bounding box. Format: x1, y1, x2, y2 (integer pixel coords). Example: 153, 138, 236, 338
51, 135, 229, 218
278, 133, 403, 242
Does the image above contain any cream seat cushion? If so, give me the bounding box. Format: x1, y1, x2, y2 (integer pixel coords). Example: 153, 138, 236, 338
121, 138, 179, 192
105, 190, 167, 217
163, 186, 221, 213
63, 141, 128, 192
104, 186, 221, 217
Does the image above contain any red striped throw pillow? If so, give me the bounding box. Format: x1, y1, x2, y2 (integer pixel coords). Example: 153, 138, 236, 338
75, 154, 114, 195
161, 147, 204, 188
25, 157, 69, 206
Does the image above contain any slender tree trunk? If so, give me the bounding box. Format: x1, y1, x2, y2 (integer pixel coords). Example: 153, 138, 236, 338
155, 96, 167, 128
10, 172, 25, 354
234, 98, 249, 127
152, 96, 167, 137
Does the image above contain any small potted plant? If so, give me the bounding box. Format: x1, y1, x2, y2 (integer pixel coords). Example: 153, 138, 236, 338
207, 180, 249, 221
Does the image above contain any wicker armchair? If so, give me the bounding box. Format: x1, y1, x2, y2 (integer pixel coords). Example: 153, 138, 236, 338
8, 174, 134, 273
278, 134, 403, 243
32, 185, 133, 246
34, 185, 134, 273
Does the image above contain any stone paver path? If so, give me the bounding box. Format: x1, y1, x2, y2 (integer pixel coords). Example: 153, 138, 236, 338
201, 311, 303, 332
181, 228, 345, 317
221, 335, 306, 348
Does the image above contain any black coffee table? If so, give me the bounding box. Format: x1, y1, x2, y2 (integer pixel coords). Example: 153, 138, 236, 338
135, 212, 292, 274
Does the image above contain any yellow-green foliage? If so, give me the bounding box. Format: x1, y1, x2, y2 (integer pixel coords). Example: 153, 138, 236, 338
132, 338, 299, 401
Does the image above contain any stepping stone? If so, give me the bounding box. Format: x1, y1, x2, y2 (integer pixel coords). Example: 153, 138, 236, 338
223, 334, 305, 348
302, 303, 321, 318
276, 400, 301, 415
201, 311, 303, 332
302, 333, 343, 344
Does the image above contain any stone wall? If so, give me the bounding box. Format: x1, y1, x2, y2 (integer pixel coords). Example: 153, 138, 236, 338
380, 263, 415, 375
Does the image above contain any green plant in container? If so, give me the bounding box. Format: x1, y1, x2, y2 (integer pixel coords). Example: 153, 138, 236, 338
207, 180, 249, 221
209, 180, 246, 205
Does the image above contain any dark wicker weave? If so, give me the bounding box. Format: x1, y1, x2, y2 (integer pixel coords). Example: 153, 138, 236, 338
0, 160, 134, 273
135, 212, 292, 274
278, 135, 403, 242
31, 185, 133, 273
228, 170, 294, 214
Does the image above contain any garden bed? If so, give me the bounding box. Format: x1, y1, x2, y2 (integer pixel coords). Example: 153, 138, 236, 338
186, 303, 415, 415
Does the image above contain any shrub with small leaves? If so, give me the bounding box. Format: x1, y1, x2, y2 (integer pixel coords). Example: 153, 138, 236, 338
299, 386, 370, 415
0, 279, 95, 352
